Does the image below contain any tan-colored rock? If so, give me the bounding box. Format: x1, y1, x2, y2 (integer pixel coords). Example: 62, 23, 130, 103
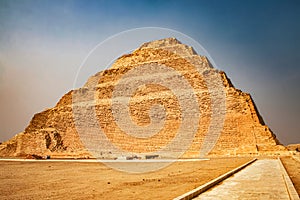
0, 38, 287, 158
286, 144, 300, 152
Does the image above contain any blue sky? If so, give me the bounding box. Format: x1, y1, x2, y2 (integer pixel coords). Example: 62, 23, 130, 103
0, 0, 299, 145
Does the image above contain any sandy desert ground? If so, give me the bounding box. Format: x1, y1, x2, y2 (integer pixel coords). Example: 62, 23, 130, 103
281, 156, 300, 194
0, 157, 253, 200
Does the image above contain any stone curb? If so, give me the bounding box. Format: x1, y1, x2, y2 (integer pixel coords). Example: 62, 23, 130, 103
173, 158, 257, 200
278, 158, 300, 200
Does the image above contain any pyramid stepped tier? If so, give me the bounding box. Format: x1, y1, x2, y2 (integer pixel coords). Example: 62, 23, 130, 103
0, 38, 287, 158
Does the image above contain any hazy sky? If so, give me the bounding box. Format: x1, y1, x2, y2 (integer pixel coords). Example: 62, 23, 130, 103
0, 0, 299, 145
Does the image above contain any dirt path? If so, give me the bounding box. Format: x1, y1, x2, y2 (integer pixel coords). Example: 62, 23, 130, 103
281, 156, 300, 195
0, 157, 251, 199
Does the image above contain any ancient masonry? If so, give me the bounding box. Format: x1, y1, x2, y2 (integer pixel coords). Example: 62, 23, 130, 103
0, 38, 287, 158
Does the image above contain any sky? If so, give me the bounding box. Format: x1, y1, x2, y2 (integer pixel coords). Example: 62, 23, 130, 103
0, 0, 299, 145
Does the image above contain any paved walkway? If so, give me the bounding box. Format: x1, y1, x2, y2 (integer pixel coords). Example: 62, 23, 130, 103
194, 159, 292, 200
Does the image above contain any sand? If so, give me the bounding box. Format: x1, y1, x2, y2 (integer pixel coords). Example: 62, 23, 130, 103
281, 156, 300, 194
0, 157, 251, 199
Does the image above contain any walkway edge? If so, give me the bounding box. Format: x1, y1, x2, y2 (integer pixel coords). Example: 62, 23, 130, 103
173, 158, 257, 200
278, 158, 300, 200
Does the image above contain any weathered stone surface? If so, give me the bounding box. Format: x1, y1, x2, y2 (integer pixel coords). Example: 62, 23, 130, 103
0, 38, 287, 158
287, 144, 300, 152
